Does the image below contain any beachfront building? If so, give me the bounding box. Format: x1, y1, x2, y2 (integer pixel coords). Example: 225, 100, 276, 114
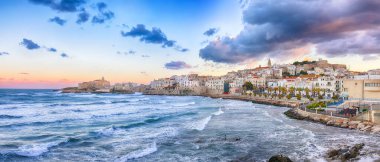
343, 74, 380, 100
150, 78, 176, 90
313, 76, 338, 98
113, 82, 141, 91
205, 77, 225, 94
78, 77, 111, 91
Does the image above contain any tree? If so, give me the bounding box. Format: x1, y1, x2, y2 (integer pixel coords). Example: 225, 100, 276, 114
299, 70, 308, 75
296, 94, 301, 100
242, 82, 254, 92
332, 94, 340, 102
286, 94, 292, 100
305, 88, 310, 96
273, 87, 279, 95
280, 87, 287, 96
282, 71, 291, 77
296, 88, 303, 95
289, 87, 295, 96
267, 87, 273, 94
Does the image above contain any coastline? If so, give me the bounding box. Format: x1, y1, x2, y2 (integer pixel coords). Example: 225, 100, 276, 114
284, 108, 380, 134
142, 91, 380, 135
61, 89, 380, 134
142, 91, 301, 108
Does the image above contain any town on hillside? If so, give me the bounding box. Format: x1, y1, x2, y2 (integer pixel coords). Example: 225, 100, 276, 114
63, 59, 380, 110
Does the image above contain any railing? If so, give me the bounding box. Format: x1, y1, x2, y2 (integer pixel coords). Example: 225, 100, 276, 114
298, 103, 352, 118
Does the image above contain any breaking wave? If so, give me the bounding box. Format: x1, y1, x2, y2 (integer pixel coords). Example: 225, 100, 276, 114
117, 142, 157, 161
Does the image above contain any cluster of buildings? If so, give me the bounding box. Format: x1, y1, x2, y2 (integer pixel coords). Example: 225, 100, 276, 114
149, 59, 380, 101
76, 77, 144, 93
71, 59, 380, 101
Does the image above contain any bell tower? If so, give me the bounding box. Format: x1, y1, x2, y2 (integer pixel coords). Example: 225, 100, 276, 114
268, 58, 272, 67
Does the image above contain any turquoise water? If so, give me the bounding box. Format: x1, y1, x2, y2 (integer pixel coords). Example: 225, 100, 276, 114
0, 89, 379, 161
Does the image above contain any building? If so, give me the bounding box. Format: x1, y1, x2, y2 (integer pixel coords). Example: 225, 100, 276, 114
113, 82, 141, 91
78, 77, 111, 90
150, 78, 176, 90
313, 76, 338, 98
343, 76, 380, 100
368, 69, 380, 75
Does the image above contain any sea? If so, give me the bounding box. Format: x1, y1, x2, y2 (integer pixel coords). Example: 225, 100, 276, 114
0, 89, 379, 162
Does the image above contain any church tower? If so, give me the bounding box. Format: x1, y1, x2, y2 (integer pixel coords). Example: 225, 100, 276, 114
268, 58, 272, 67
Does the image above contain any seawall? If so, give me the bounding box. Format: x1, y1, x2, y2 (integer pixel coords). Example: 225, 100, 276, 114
285, 108, 380, 134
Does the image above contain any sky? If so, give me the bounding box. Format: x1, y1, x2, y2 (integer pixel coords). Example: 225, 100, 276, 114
0, 0, 380, 89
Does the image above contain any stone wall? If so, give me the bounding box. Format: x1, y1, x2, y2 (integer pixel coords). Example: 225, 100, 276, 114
291, 108, 380, 134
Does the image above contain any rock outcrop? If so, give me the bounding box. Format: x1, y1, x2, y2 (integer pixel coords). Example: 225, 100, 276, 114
284, 109, 305, 120
268, 155, 293, 162
326, 143, 365, 161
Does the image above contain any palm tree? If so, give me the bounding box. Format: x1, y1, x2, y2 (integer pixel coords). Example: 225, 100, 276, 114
305, 88, 310, 97
280, 87, 287, 96
296, 88, 303, 96
273, 87, 279, 95
268, 87, 273, 95
289, 87, 295, 96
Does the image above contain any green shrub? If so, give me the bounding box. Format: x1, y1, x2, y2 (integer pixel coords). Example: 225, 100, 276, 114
306, 101, 327, 110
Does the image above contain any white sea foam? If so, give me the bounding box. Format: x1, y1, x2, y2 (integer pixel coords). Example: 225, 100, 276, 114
96, 126, 119, 137
117, 142, 157, 161
173, 102, 195, 107
14, 140, 66, 157
212, 108, 224, 116
187, 116, 212, 131
158, 100, 167, 104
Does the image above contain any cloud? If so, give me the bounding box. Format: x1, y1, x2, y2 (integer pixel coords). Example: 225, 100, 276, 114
20, 39, 41, 50
91, 2, 115, 24
141, 55, 150, 58
19, 72, 29, 75
199, 0, 380, 63
164, 61, 192, 70
20, 39, 63, 55
49, 16, 66, 26
76, 9, 90, 24
203, 28, 218, 36
28, 0, 86, 12
61, 53, 69, 58
140, 71, 148, 76
48, 48, 57, 52
0, 52, 9, 56
121, 24, 188, 52
362, 55, 379, 61
117, 50, 136, 55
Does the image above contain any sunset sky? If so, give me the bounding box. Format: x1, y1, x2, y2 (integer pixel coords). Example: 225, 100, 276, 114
1, 0, 380, 89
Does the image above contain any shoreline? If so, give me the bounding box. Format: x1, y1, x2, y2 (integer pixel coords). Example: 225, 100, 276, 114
143, 92, 380, 134
60, 90, 380, 134
143, 93, 301, 108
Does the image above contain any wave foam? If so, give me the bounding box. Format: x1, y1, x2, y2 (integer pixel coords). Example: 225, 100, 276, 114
96, 126, 118, 137
187, 116, 212, 131
117, 142, 157, 161
13, 140, 66, 157
212, 108, 224, 116
173, 102, 195, 107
